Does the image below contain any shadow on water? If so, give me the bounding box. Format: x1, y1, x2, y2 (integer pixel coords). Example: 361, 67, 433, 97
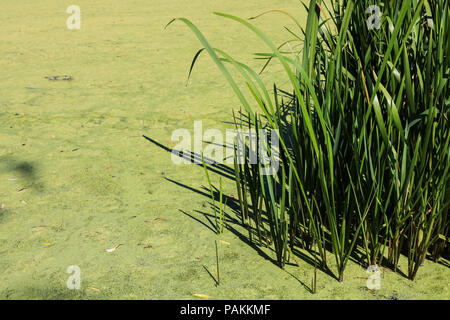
142, 135, 235, 180
143, 135, 336, 273
284, 269, 314, 294
13, 162, 35, 177
0, 156, 43, 192
202, 265, 219, 287
180, 209, 217, 235
143, 135, 372, 281
172, 179, 277, 266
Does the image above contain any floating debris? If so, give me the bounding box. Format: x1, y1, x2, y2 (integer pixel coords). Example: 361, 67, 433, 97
105, 244, 123, 253
45, 75, 74, 81
32, 224, 47, 229
145, 217, 167, 223
45, 76, 59, 81
190, 293, 210, 299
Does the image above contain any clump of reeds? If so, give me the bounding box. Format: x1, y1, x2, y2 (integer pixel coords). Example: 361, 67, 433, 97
169, 0, 449, 282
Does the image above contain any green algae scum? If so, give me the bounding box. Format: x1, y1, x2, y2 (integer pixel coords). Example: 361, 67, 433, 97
0, 0, 448, 300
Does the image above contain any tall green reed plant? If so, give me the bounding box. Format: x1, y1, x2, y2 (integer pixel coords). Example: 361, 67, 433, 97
168, 0, 449, 281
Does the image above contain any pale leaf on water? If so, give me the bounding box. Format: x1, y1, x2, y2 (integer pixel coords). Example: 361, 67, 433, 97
145, 217, 168, 223
106, 244, 123, 252
190, 293, 210, 299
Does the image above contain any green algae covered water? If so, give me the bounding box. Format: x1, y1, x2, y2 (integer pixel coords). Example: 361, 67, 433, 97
0, 0, 448, 299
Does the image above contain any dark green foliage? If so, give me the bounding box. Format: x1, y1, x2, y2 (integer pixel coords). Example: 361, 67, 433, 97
170, 0, 449, 282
